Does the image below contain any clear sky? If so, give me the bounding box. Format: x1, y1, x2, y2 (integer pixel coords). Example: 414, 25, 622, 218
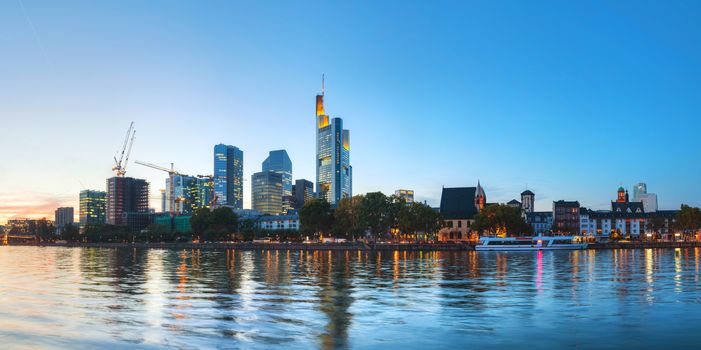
1, 0, 700, 224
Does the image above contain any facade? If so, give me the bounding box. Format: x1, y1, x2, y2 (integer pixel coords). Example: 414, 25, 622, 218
79, 190, 106, 226
315, 85, 352, 204
526, 211, 553, 235
638, 193, 658, 213
153, 215, 192, 233
258, 214, 300, 231
106, 177, 149, 226
552, 200, 580, 235
262, 150, 293, 213
292, 179, 314, 209
579, 187, 650, 238
54, 207, 74, 229
165, 175, 211, 215
437, 184, 483, 242
521, 190, 535, 213
252, 171, 284, 215
395, 189, 415, 204
213, 144, 243, 209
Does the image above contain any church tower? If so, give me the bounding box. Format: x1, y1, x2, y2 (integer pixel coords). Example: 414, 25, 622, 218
475, 180, 486, 211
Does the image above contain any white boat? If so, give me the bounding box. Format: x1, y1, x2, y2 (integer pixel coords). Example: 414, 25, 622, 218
476, 236, 587, 251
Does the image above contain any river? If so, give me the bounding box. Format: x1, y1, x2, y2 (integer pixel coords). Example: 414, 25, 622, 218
1, 246, 700, 349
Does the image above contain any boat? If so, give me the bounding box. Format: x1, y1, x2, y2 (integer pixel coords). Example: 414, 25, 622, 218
475, 236, 587, 251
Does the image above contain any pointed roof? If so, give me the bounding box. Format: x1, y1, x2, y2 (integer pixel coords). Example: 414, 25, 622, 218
475, 180, 485, 198
440, 187, 479, 220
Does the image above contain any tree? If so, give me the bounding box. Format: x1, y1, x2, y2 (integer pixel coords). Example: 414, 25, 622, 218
414, 203, 443, 241
299, 199, 333, 238
676, 205, 701, 238
646, 215, 666, 240
358, 192, 391, 241
333, 195, 364, 240
189, 207, 239, 241
60, 223, 81, 242
471, 204, 531, 237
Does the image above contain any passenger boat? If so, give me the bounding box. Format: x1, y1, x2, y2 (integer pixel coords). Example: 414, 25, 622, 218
476, 236, 587, 251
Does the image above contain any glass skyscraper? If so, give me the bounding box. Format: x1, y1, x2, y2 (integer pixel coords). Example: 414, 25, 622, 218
79, 190, 106, 226
262, 150, 292, 212
316, 84, 352, 204
213, 144, 243, 209
165, 175, 212, 214
252, 171, 283, 215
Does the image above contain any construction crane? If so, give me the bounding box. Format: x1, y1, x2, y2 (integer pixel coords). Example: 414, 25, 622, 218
134, 161, 182, 217
112, 122, 136, 177
197, 174, 218, 209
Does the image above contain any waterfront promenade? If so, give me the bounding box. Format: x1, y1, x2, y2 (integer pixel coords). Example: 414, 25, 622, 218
10, 241, 701, 251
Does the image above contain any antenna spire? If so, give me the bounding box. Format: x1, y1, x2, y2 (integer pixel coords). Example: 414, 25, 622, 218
322, 74, 325, 95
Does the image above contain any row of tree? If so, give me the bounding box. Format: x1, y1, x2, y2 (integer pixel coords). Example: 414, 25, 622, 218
299, 192, 443, 241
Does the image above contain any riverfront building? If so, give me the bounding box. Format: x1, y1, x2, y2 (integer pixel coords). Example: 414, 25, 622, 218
79, 190, 106, 226
106, 177, 149, 227
437, 182, 486, 242
214, 144, 243, 209
552, 200, 581, 235
252, 171, 284, 215
315, 81, 352, 204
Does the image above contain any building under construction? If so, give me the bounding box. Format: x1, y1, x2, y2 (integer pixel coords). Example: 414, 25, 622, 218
106, 177, 149, 229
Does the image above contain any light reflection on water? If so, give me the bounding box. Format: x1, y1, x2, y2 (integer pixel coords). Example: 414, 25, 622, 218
1, 247, 701, 349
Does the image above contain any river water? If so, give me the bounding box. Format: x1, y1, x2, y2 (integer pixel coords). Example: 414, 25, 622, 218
1, 246, 701, 349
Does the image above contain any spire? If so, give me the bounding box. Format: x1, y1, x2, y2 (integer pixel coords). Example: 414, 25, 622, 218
322, 73, 325, 96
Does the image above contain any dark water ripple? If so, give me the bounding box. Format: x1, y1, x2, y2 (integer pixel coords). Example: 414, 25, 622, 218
2, 247, 701, 349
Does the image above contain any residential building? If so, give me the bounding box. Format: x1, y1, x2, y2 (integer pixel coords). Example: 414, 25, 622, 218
552, 200, 580, 235
106, 177, 149, 227
526, 211, 553, 235
54, 207, 74, 229
252, 171, 284, 215
213, 144, 243, 209
395, 189, 415, 204
437, 183, 484, 242
292, 179, 314, 209
579, 187, 649, 238
315, 82, 352, 204
79, 190, 106, 226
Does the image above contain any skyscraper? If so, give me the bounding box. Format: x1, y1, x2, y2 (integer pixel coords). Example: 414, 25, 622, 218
213, 144, 243, 209
165, 175, 213, 214
293, 179, 314, 209
633, 183, 647, 201
106, 177, 149, 226
79, 190, 106, 226
316, 78, 352, 204
252, 171, 283, 215
262, 150, 292, 212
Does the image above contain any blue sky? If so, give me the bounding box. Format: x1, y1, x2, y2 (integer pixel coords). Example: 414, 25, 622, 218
1, 0, 700, 223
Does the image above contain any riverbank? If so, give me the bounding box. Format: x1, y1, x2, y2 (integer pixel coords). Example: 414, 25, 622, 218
588, 241, 701, 249
20, 241, 474, 251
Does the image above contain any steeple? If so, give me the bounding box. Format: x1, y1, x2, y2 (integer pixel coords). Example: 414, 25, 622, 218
475, 180, 486, 211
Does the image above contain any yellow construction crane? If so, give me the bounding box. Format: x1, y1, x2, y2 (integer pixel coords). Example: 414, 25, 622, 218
112, 122, 135, 177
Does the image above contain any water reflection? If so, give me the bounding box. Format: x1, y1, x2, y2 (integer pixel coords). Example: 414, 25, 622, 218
1, 247, 701, 349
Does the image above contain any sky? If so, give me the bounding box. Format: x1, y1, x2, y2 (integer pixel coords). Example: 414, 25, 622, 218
1, 0, 700, 224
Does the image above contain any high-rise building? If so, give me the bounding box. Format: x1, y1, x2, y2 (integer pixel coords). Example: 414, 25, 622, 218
262, 150, 293, 212
395, 189, 415, 204
165, 175, 212, 214
54, 207, 74, 228
106, 177, 149, 226
633, 183, 647, 200
252, 171, 283, 215
79, 190, 106, 226
292, 179, 314, 209
213, 144, 243, 209
315, 80, 352, 204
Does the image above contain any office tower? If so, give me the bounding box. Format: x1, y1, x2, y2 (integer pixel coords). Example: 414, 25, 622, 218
262, 150, 293, 212
79, 190, 106, 226
213, 144, 243, 209
633, 183, 647, 201
106, 177, 149, 226
54, 207, 74, 228
521, 190, 535, 213
293, 179, 314, 209
315, 78, 352, 204
252, 171, 283, 215
395, 189, 415, 204
164, 175, 211, 215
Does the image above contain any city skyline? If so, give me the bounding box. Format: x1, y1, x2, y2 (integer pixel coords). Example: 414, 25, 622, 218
2, 1, 701, 224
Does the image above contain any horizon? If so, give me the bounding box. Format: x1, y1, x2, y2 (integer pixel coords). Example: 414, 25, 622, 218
2, 0, 701, 224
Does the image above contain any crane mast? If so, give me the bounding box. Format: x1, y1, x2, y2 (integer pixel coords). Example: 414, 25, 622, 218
113, 122, 135, 177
